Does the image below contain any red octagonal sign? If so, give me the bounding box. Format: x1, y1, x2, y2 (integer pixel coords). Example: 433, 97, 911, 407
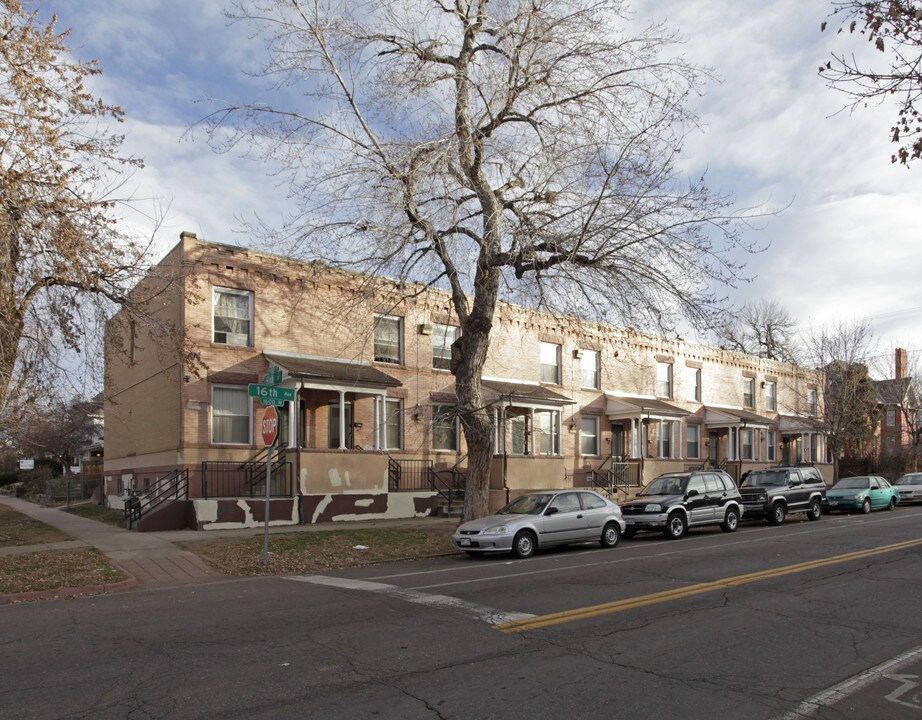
261, 405, 279, 447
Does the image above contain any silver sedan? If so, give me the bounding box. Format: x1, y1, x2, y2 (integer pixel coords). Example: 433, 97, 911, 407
895, 473, 922, 504
452, 490, 626, 558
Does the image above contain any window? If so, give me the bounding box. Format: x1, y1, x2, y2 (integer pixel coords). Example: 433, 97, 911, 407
549, 492, 581, 513
212, 386, 250, 444
687, 424, 701, 459
384, 398, 402, 450
329, 402, 354, 449
536, 410, 560, 455
580, 492, 607, 510
509, 415, 527, 454
580, 350, 600, 389
580, 416, 600, 456
373, 315, 402, 364
887, 408, 896, 427
765, 381, 777, 412
741, 428, 754, 460
687, 366, 701, 402
767, 429, 776, 462
658, 420, 674, 458
743, 377, 755, 409
432, 323, 459, 371
656, 362, 673, 398
807, 388, 818, 417
433, 406, 458, 451
213, 288, 253, 346
540, 342, 561, 384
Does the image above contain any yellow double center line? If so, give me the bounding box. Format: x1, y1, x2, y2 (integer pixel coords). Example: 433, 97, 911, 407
495, 537, 922, 633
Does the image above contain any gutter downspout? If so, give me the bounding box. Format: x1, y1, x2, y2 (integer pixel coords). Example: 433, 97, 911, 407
296, 377, 304, 524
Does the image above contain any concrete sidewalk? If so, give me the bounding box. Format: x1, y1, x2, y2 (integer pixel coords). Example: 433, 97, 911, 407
0, 497, 460, 603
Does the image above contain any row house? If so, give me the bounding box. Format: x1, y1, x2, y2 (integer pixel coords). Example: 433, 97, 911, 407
103, 234, 831, 530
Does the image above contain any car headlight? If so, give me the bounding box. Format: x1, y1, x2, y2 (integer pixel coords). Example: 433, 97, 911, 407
483, 525, 510, 535
644, 504, 663, 512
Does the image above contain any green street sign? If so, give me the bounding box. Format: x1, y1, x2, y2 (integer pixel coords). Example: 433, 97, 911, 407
248, 383, 295, 403
264, 366, 283, 386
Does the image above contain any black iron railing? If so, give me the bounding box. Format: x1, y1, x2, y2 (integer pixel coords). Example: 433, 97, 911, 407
388, 457, 466, 514
125, 469, 189, 529
201, 452, 293, 499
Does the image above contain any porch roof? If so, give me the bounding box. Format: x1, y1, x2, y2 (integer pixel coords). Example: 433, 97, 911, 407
264, 352, 401, 390
779, 414, 825, 433
605, 394, 690, 421
481, 378, 575, 408
705, 406, 775, 428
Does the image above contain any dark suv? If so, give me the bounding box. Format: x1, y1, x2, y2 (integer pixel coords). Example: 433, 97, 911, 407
739, 466, 826, 525
621, 470, 743, 540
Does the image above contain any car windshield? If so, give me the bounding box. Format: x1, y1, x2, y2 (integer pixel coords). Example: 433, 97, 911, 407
497, 494, 553, 515
833, 478, 870, 490
896, 475, 922, 486
642, 476, 687, 496
743, 470, 787, 487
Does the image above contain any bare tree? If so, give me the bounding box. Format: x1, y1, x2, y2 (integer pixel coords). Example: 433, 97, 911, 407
804, 321, 878, 481
207, 0, 763, 521
0, 1, 174, 426
821, 1, 922, 165
8, 395, 101, 474
716, 298, 800, 363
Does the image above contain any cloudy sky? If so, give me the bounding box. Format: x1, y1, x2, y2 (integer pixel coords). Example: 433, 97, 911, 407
37, 0, 922, 373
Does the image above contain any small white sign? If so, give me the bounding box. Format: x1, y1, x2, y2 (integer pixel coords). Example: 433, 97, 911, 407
19, 458, 34, 470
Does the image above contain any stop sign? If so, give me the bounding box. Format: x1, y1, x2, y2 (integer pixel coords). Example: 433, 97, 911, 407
261, 405, 279, 447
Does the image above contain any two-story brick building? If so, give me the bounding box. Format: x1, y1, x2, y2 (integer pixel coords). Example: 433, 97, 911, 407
103, 233, 830, 530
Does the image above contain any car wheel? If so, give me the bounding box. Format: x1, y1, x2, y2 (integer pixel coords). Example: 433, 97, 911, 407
721, 507, 739, 533
768, 502, 786, 526
861, 498, 871, 514
663, 513, 687, 540
511, 530, 536, 558
622, 529, 637, 539
600, 522, 621, 548
888, 497, 897, 511
807, 498, 822, 521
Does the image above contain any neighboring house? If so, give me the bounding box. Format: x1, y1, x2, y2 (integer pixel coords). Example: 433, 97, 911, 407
873, 348, 920, 459
103, 234, 831, 530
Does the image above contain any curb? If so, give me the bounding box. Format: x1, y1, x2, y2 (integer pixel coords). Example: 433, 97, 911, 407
0, 576, 138, 605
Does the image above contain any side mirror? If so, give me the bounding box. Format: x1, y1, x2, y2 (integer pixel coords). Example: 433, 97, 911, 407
686, 489, 699, 498
789, 479, 803, 487
545, 506, 559, 516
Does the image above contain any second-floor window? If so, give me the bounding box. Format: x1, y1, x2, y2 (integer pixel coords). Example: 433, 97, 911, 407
580, 350, 600, 389
213, 287, 253, 346
743, 377, 755, 408
373, 314, 402, 364
687, 366, 701, 402
540, 342, 561, 384
656, 362, 673, 398
807, 388, 818, 417
765, 381, 777, 412
432, 324, 459, 371
887, 408, 896, 427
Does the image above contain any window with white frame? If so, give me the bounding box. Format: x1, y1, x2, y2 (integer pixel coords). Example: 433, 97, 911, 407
536, 410, 560, 455
432, 324, 459, 371
580, 350, 600, 389
433, 406, 458, 451
687, 424, 701, 459
658, 420, 674, 458
509, 415, 527, 454
656, 362, 673, 398
212, 386, 251, 444
743, 377, 755, 409
373, 315, 403, 364
887, 408, 896, 427
687, 366, 701, 402
580, 416, 600, 456
213, 287, 253, 346
765, 381, 777, 412
767, 429, 777, 462
741, 428, 754, 460
384, 398, 402, 450
807, 388, 818, 417
540, 342, 561, 384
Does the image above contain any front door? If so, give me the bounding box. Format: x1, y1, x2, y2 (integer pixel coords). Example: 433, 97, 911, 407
708, 432, 719, 466
611, 424, 625, 459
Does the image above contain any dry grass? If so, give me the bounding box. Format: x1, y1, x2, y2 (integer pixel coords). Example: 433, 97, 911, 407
185, 527, 457, 576
0, 504, 72, 547
64, 504, 128, 528
0, 548, 127, 594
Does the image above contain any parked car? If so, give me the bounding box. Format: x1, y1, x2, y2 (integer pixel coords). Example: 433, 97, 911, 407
894, 473, 922, 504
452, 490, 625, 558
738, 465, 826, 525
824, 476, 899, 513
620, 470, 743, 540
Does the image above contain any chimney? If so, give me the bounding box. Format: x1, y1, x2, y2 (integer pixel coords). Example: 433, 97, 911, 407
895, 347, 908, 380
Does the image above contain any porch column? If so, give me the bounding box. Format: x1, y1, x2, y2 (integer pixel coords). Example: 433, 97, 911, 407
529, 408, 536, 455
372, 396, 380, 450
287, 396, 297, 448
338, 390, 347, 450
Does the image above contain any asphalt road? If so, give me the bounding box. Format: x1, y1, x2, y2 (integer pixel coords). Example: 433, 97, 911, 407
5, 506, 922, 720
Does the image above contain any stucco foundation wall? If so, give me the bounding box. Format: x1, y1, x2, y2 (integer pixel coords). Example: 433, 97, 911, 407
493, 458, 566, 491
193, 498, 299, 530
298, 452, 389, 494
300, 492, 439, 523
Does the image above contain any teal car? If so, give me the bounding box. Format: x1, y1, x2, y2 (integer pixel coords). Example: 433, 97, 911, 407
824, 476, 899, 514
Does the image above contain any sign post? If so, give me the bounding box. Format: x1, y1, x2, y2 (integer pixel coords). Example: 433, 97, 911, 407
260, 401, 280, 567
